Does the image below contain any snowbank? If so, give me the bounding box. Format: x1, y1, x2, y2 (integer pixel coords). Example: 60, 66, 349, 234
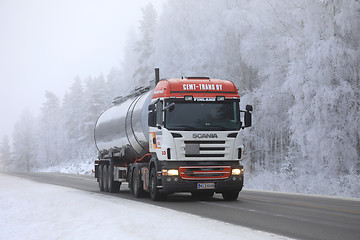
246, 171, 360, 198
0, 173, 291, 240
41, 160, 94, 175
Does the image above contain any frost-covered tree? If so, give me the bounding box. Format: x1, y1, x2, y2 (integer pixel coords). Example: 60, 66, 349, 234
119, 27, 140, 93
62, 77, 86, 161
107, 67, 123, 99
82, 74, 111, 158
284, 0, 360, 195
234, 0, 298, 173
12, 109, 36, 172
0, 135, 11, 171
236, 0, 360, 196
133, 3, 158, 86
154, 0, 222, 77
153, 0, 257, 88
36, 91, 64, 167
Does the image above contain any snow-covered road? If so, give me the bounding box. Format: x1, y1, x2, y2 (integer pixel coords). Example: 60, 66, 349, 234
0, 173, 291, 240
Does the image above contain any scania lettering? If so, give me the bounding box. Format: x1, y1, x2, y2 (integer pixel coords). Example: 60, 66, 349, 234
94, 69, 252, 201
193, 133, 218, 138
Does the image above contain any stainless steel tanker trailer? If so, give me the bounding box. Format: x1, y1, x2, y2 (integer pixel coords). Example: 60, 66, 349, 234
94, 69, 252, 201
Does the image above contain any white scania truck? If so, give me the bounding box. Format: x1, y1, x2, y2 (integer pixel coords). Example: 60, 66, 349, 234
94, 69, 252, 201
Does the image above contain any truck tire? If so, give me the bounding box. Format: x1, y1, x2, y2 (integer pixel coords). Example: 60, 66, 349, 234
98, 164, 105, 192
222, 191, 239, 201
103, 165, 109, 192
132, 165, 145, 198
149, 167, 166, 201
107, 165, 121, 193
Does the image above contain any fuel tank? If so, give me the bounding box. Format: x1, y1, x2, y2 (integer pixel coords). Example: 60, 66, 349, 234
94, 90, 153, 162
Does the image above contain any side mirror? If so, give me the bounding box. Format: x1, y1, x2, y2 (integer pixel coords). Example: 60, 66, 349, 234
148, 111, 156, 127
242, 105, 252, 128
148, 103, 156, 111
244, 111, 252, 128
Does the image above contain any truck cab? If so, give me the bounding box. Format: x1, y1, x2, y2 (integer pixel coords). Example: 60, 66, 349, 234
146, 77, 252, 200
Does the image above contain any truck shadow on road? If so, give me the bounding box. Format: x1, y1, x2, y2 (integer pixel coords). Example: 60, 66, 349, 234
96, 188, 244, 204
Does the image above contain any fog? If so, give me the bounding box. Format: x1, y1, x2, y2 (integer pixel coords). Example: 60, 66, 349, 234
0, 0, 164, 139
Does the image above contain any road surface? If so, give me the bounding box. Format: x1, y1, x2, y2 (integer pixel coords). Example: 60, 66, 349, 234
7, 172, 360, 240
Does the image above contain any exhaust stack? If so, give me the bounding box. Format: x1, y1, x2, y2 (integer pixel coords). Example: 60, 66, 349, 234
155, 68, 160, 84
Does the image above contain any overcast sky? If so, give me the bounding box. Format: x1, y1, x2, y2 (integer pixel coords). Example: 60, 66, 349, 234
0, 0, 164, 140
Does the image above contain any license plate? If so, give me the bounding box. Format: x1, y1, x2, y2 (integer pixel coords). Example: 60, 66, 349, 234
197, 183, 215, 189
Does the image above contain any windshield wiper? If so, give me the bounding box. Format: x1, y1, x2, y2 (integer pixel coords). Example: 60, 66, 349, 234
205, 124, 226, 129
205, 124, 239, 131
169, 125, 199, 130
169, 124, 239, 131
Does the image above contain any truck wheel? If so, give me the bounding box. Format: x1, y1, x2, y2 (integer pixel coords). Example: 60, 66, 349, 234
98, 165, 105, 192
132, 165, 145, 198
149, 167, 166, 201
103, 165, 109, 192
222, 191, 239, 201
107, 165, 120, 193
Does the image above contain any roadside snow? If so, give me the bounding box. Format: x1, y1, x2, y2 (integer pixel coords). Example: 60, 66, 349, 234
0, 173, 292, 240
41, 160, 94, 175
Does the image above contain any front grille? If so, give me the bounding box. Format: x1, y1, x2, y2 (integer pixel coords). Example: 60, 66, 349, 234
184, 141, 226, 144
179, 166, 231, 180
183, 140, 226, 158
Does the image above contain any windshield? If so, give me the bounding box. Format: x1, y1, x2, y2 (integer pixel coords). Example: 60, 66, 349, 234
165, 100, 241, 131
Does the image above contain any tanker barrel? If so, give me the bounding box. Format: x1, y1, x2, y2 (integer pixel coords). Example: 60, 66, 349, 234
94, 90, 153, 163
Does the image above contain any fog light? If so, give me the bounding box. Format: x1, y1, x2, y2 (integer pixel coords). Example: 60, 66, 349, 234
232, 177, 237, 181
232, 168, 241, 175
174, 177, 178, 182
167, 177, 171, 182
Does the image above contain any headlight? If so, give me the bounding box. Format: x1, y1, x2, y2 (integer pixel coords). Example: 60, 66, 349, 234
232, 168, 242, 175
167, 169, 179, 176
162, 169, 179, 176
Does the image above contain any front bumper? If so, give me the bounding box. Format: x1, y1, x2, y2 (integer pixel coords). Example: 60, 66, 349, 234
157, 161, 244, 194
160, 175, 243, 194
